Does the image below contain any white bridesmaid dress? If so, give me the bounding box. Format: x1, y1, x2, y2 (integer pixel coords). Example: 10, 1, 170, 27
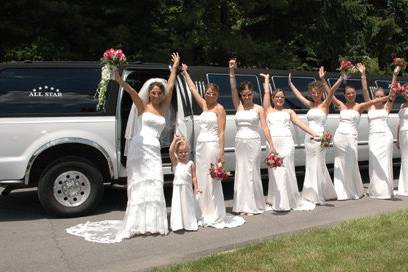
266, 111, 315, 211
66, 112, 168, 243
195, 111, 245, 228
333, 109, 364, 200
368, 109, 394, 199
232, 109, 265, 214
397, 108, 408, 196
171, 161, 198, 231
301, 108, 337, 204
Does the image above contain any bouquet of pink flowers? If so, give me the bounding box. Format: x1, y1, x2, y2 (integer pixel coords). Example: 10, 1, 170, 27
265, 153, 284, 168
320, 131, 333, 149
391, 82, 405, 96
209, 162, 231, 181
338, 59, 356, 74
95, 48, 127, 110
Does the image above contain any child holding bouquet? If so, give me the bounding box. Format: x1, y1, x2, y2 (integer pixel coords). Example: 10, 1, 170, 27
169, 135, 201, 231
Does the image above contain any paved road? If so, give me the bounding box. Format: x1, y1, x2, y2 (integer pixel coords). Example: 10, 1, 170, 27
1, 182, 408, 272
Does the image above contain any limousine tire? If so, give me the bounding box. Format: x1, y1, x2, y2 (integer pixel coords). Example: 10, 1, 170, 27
37, 156, 104, 217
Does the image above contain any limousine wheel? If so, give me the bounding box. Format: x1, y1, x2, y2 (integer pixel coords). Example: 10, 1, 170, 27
38, 157, 104, 217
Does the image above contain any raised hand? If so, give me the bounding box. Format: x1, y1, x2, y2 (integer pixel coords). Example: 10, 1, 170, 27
181, 63, 188, 73
229, 59, 237, 72
356, 63, 366, 75
171, 52, 181, 69
288, 73, 292, 85
260, 73, 270, 82
319, 66, 326, 80
340, 71, 349, 81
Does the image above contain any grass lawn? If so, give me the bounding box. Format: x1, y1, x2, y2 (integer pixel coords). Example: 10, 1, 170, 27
154, 209, 408, 272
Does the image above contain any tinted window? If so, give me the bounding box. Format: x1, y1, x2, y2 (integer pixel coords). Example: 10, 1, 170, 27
271, 76, 316, 113
0, 68, 112, 117
207, 73, 262, 113
375, 80, 405, 112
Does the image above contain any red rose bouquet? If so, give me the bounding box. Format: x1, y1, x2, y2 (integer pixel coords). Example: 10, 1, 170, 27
391, 82, 405, 96
209, 162, 231, 181
95, 48, 127, 110
320, 131, 333, 149
338, 59, 356, 74
265, 153, 284, 168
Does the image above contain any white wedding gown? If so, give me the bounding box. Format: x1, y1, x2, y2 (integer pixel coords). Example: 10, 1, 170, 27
195, 111, 245, 228
267, 111, 315, 211
397, 107, 408, 196
66, 112, 168, 243
232, 109, 265, 214
333, 109, 364, 200
368, 109, 393, 199
171, 161, 198, 231
301, 108, 337, 204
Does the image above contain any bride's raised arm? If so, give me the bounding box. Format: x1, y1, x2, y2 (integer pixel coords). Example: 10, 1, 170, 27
181, 64, 206, 109
114, 70, 145, 114
161, 52, 180, 113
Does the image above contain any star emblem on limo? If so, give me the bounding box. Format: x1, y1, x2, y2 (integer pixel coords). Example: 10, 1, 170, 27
28, 85, 63, 97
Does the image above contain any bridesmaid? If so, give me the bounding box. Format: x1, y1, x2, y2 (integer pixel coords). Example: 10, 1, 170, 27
261, 73, 319, 211
289, 67, 342, 204
397, 82, 408, 196
331, 67, 390, 200
228, 59, 277, 215
359, 63, 397, 199
181, 64, 245, 228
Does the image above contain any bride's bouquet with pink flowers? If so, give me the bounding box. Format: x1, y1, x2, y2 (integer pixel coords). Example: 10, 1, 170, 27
320, 131, 333, 149
391, 82, 405, 96
265, 153, 284, 168
95, 48, 127, 110
209, 161, 231, 181
338, 59, 356, 74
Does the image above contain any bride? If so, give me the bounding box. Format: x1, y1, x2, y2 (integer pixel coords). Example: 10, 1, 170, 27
66, 53, 180, 243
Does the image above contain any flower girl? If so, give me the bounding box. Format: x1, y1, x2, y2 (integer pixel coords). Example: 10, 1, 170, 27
169, 135, 201, 231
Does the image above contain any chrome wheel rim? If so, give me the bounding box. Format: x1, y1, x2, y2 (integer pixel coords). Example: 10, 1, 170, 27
53, 171, 91, 207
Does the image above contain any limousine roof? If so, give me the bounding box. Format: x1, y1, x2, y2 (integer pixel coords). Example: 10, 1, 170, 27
0, 61, 402, 81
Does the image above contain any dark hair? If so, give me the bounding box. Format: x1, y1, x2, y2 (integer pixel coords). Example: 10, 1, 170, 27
270, 88, 285, 106
238, 81, 253, 101
148, 82, 165, 95
307, 81, 324, 93
205, 83, 219, 94
344, 85, 356, 94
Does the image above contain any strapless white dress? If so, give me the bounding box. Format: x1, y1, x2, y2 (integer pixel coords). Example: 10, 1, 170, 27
333, 109, 364, 200
368, 109, 393, 199
301, 108, 337, 204
232, 109, 265, 214
195, 111, 245, 228
66, 112, 168, 243
267, 111, 315, 211
171, 161, 198, 231
397, 108, 408, 196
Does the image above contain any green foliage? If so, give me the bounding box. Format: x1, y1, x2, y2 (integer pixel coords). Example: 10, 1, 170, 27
2, 0, 408, 73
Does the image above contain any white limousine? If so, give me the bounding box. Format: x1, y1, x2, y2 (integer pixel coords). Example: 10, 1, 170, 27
0, 62, 402, 216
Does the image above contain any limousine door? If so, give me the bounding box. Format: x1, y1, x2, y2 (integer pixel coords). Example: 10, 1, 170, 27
175, 74, 195, 153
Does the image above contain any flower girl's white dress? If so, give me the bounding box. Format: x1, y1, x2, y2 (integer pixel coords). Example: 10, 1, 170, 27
171, 161, 198, 231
